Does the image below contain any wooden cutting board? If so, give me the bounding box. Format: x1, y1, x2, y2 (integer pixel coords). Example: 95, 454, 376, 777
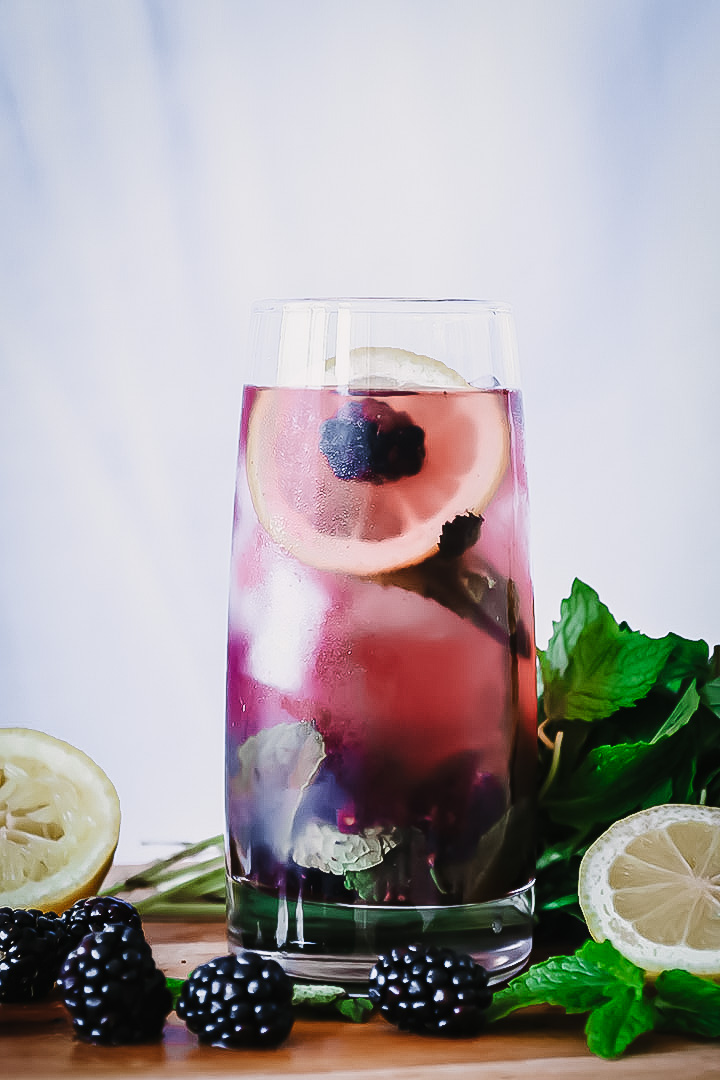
1, 919, 717, 1078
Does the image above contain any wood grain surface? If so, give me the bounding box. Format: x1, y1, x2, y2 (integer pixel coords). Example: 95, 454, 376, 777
1, 917, 717, 1078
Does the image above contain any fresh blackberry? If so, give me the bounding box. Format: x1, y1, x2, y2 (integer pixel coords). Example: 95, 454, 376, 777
0, 907, 68, 1002
58, 923, 171, 1045
61, 895, 143, 949
177, 952, 294, 1048
368, 943, 493, 1036
320, 399, 425, 482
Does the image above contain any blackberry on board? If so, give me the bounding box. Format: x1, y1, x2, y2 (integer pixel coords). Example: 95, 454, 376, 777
368, 943, 493, 1036
60, 894, 143, 950
176, 952, 294, 1048
58, 923, 171, 1045
0, 907, 68, 1002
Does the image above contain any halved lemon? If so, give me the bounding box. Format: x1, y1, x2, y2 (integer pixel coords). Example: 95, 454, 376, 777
0, 728, 121, 912
578, 804, 720, 977
246, 348, 510, 576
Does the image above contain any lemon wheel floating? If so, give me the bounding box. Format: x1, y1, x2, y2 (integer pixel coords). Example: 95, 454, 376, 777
246, 348, 511, 576
578, 803, 720, 977
0, 728, 121, 912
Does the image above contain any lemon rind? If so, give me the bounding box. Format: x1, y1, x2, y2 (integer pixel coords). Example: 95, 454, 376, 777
579, 803, 720, 977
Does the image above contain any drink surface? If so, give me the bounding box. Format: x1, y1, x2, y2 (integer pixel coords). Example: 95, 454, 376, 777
226, 384, 536, 976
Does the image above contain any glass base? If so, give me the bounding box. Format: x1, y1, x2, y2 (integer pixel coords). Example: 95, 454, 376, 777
227, 877, 534, 986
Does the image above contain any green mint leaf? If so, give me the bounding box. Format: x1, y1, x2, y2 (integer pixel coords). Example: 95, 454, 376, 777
541, 738, 671, 832
344, 866, 384, 901
584, 985, 657, 1059
291, 984, 374, 1023
701, 675, 720, 718
165, 976, 186, 1010
654, 969, 720, 1037
657, 635, 710, 692
488, 940, 642, 1022
576, 939, 645, 986
292, 983, 346, 1008
541, 579, 681, 722
541, 685, 702, 832
650, 680, 700, 743
336, 997, 374, 1022
489, 941, 658, 1060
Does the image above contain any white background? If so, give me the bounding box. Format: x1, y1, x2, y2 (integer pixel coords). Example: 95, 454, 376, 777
1, 0, 718, 861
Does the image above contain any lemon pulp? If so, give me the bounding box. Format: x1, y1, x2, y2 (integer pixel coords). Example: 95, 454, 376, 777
0, 728, 121, 912
579, 804, 720, 977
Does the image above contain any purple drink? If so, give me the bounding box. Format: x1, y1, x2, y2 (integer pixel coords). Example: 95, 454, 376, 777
226, 306, 536, 983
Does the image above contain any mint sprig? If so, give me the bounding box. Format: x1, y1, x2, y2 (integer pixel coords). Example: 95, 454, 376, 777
489, 939, 720, 1059
536, 579, 718, 928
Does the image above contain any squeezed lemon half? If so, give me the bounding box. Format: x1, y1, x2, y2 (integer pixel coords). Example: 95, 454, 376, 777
0, 728, 121, 912
579, 803, 720, 977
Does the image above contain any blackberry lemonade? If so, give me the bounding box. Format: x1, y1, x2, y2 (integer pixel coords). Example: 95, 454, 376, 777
226, 301, 536, 983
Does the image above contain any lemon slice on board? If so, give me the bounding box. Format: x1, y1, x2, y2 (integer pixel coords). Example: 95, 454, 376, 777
578, 803, 720, 977
246, 347, 510, 576
0, 728, 121, 912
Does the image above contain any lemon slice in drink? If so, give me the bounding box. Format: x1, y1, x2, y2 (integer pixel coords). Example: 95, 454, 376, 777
326, 346, 471, 390
578, 804, 720, 977
246, 347, 510, 576
0, 728, 121, 912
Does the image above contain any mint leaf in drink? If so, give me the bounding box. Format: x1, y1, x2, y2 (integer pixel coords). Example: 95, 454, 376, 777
232, 721, 326, 859
344, 866, 384, 901
375, 560, 532, 656
235, 721, 326, 796
437, 512, 482, 558
291, 821, 399, 875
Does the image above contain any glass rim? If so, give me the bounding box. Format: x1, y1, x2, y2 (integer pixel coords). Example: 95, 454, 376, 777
251, 297, 514, 316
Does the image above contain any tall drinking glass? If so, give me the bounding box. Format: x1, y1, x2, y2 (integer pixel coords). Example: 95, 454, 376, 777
225, 299, 536, 984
